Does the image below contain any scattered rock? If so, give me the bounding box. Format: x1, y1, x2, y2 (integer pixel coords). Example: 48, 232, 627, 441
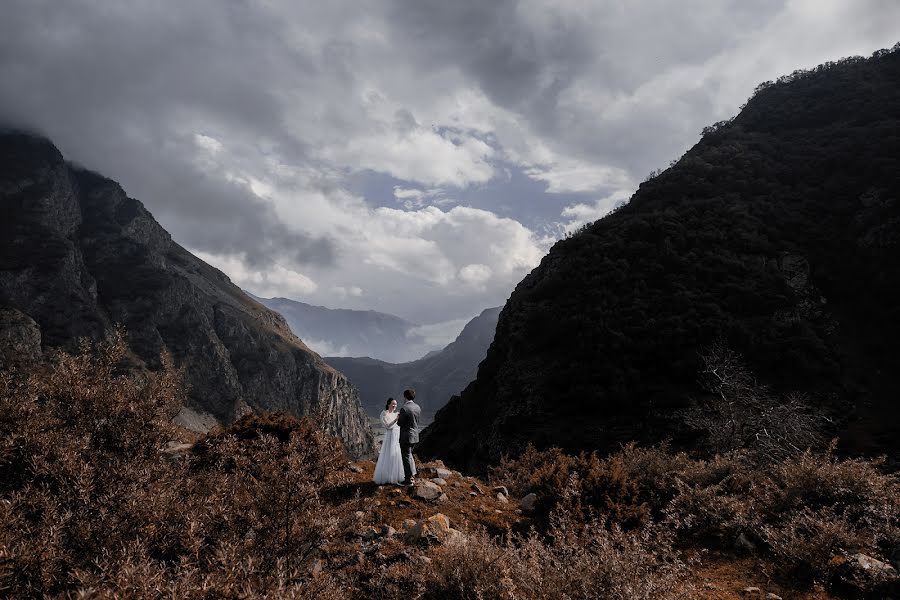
381, 525, 397, 538
406, 513, 462, 545
430, 460, 446, 469
496, 492, 508, 503
469, 491, 478, 496
435, 467, 452, 480
401, 518, 417, 531
520, 493, 537, 512
362, 527, 380, 541
347, 463, 364, 473
436, 493, 449, 504
310, 559, 323, 578
492, 486, 509, 497
162, 441, 194, 460
431, 478, 447, 486
471, 482, 484, 495
734, 532, 756, 555
764, 594, 782, 600
412, 481, 443, 501
831, 553, 899, 596
740, 587, 760, 597
353, 511, 366, 520
417, 555, 433, 565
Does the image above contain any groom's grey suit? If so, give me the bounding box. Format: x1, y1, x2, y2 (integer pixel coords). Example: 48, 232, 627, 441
398, 400, 421, 483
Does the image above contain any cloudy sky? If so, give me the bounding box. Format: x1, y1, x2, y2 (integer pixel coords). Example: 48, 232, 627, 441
1, 1, 897, 333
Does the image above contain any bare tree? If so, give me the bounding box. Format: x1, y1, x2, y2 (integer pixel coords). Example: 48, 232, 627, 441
685, 340, 827, 461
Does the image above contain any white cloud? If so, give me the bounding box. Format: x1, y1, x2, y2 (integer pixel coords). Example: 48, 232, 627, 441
303, 337, 351, 357
192, 250, 318, 299
193, 133, 223, 153
407, 317, 471, 349
523, 159, 635, 194
561, 189, 633, 232
322, 124, 495, 188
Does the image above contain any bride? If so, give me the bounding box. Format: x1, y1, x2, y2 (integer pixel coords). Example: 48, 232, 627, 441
373, 397, 404, 485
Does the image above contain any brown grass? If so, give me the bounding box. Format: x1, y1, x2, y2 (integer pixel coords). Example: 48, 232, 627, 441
1, 331, 896, 598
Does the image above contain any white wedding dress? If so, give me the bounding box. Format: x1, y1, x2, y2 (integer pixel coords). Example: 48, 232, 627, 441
373, 409, 404, 484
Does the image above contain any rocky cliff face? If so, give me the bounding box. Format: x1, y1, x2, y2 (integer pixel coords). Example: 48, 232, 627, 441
418, 47, 900, 471
0, 132, 373, 456
326, 307, 501, 420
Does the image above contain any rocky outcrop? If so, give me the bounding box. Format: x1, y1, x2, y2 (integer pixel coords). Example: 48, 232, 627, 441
0, 307, 42, 367
419, 47, 900, 471
0, 132, 373, 456
326, 306, 501, 418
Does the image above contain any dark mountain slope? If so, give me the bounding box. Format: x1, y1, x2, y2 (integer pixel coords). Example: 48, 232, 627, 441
0, 132, 373, 456
326, 307, 501, 420
418, 45, 900, 471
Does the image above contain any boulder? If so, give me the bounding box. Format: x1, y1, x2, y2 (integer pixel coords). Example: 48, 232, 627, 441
412, 480, 443, 501
734, 532, 756, 555
0, 308, 42, 367
435, 467, 452, 480
381, 525, 397, 538
830, 553, 899, 596
520, 493, 538, 512
406, 513, 462, 545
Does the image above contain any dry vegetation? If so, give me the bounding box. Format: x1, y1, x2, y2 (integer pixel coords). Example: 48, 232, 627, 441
1, 334, 897, 598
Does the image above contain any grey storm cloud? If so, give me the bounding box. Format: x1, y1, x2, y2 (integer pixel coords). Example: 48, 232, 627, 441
0, 0, 335, 268
0, 0, 897, 327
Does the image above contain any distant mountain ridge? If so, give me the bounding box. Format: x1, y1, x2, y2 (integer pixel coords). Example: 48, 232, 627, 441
0, 131, 373, 456
419, 46, 900, 471
326, 307, 501, 420
251, 295, 441, 363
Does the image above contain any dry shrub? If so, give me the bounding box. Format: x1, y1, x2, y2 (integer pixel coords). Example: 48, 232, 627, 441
490, 445, 649, 530
412, 505, 691, 600
757, 449, 900, 580
0, 330, 348, 599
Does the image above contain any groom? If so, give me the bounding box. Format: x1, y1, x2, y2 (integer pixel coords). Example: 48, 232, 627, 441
397, 388, 421, 485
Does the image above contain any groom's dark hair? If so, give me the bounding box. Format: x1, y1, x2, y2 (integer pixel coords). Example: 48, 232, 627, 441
385, 397, 394, 410
403, 388, 416, 400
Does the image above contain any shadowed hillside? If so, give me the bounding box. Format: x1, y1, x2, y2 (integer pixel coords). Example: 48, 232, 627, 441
419, 45, 900, 472
0, 132, 373, 456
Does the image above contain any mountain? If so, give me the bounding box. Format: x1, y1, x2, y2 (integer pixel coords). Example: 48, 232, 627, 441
251, 295, 437, 363
326, 307, 501, 420
418, 46, 900, 471
0, 131, 373, 456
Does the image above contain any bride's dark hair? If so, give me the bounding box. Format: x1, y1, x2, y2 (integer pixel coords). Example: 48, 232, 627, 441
384, 397, 395, 410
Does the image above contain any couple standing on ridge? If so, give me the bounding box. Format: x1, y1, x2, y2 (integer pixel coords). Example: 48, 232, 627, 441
373, 388, 421, 486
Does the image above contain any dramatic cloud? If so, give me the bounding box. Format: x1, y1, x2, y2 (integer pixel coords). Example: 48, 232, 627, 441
0, 0, 896, 329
